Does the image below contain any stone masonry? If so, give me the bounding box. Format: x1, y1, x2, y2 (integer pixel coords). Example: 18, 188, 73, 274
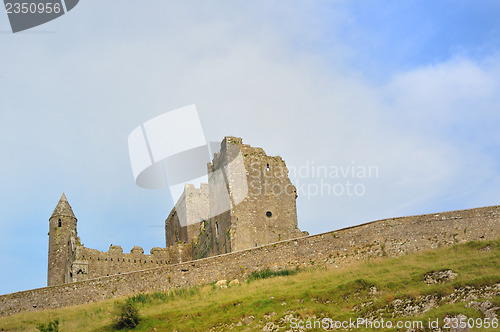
165, 137, 307, 259
1, 205, 499, 317
1, 136, 498, 317
47, 137, 307, 287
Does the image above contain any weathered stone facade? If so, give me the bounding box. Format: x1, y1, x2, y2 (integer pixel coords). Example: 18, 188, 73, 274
47, 137, 306, 287
2, 136, 494, 317
165, 183, 209, 247
2, 205, 499, 317
165, 137, 306, 259
205, 137, 305, 254
47, 194, 191, 286
47, 194, 78, 287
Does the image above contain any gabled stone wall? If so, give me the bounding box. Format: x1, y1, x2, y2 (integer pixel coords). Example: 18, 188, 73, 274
193, 137, 306, 258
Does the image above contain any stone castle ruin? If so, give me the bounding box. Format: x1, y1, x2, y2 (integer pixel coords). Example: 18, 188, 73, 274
47, 137, 307, 286
2, 135, 496, 317
1, 132, 498, 316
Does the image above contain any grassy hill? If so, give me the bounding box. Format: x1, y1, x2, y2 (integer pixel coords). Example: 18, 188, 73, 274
0, 239, 498, 331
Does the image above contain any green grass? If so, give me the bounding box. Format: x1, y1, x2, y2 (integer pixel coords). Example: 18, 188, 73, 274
248, 267, 298, 281
0, 239, 498, 331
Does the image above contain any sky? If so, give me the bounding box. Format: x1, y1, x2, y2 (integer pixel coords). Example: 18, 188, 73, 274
0, 0, 499, 295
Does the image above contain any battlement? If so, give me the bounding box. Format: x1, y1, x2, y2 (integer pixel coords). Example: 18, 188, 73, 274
166, 136, 305, 259
2, 205, 499, 317
69, 243, 192, 282
46, 137, 306, 286
4, 136, 497, 318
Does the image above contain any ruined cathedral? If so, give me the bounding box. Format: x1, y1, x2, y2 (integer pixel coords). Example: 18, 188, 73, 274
47, 137, 307, 286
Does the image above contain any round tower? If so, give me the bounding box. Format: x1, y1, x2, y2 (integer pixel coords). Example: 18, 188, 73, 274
47, 193, 78, 286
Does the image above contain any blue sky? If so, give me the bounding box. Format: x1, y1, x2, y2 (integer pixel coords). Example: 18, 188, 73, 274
0, 1, 499, 295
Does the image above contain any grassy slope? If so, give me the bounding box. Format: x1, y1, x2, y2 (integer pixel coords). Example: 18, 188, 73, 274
0, 240, 498, 331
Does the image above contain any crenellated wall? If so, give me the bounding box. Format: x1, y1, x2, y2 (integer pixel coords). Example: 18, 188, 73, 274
1, 205, 499, 317
70, 244, 192, 282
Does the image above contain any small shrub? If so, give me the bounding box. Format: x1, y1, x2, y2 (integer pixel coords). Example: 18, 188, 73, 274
189, 287, 198, 296
113, 298, 141, 329
463, 240, 495, 251
336, 278, 374, 294
174, 288, 187, 297
36, 319, 59, 332
248, 268, 297, 281
129, 293, 149, 305
152, 291, 169, 302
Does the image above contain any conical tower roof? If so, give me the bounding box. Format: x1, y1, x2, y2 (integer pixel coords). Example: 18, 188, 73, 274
50, 193, 76, 219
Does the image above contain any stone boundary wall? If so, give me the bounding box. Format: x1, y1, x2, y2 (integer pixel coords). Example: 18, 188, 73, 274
1, 205, 499, 317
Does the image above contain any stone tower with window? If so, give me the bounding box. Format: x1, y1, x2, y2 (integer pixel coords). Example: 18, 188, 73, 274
47, 193, 78, 286
46, 137, 308, 286
204, 137, 305, 255
166, 137, 307, 258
